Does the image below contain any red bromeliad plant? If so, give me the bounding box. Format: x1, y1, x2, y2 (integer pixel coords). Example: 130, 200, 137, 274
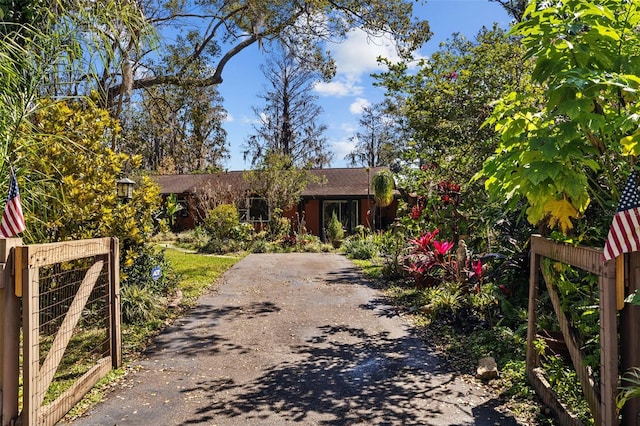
404, 227, 485, 290
403, 228, 457, 288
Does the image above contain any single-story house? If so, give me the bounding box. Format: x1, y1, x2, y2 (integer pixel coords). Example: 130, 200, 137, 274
151, 167, 398, 241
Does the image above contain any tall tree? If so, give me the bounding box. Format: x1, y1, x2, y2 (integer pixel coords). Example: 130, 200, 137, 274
489, 0, 528, 22
99, 0, 431, 110
244, 45, 332, 168
346, 103, 398, 167
376, 25, 534, 185
120, 35, 228, 173
244, 152, 323, 214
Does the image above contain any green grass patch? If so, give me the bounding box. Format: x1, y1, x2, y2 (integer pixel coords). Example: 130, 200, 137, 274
163, 248, 242, 302
350, 258, 385, 279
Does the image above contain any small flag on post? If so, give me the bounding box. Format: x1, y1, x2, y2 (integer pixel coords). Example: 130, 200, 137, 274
603, 171, 640, 261
0, 168, 26, 238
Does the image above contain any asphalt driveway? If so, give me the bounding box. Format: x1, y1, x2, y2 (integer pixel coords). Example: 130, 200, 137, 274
65, 253, 522, 425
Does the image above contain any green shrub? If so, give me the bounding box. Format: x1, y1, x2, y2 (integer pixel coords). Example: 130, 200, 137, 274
251, 238, 268, 253
326, 212, 344, 243
200, 237, 246, 254
344, 236, 379, 260
203, 204, 240, 240
232, 222, 255, 242
121, 246, 178, 295
121, 284, 160, 324
380, 230, 406, 278
298, 234, 323, 252
268, 209, 291, 240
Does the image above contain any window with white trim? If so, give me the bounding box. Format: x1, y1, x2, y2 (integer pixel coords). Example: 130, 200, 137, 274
239, 197, 270, 223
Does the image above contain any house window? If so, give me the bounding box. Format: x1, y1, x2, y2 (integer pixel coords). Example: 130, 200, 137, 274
177, 198, 189, 217
323, 200, 358, 233
240, 198, 270, 223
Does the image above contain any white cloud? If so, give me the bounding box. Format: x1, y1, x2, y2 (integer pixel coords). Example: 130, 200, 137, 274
223, 112, 234, 123
313, 79, 364, 97
331, 138, 356, 163
313, 30, 403, 99
340, 122, 357, 134
349, 98, 370, 114
331, 29, 402, 79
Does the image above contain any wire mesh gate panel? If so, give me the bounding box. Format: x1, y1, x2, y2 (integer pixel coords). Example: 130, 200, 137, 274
19, 238, 120, 426
527, 235, 617, 426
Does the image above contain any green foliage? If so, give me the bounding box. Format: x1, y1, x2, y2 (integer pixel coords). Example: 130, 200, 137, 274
267, 208, 291, 240
380, 229, 407, 278
376, 27, 535, 253
120, 43, 229, 172
120, 284, 160, 325
203, 203, 240, 240
625, 289, 640, 306
326, 211, 344, 243
618, 367, 640, 411
122, 246, 179, 295
243, 152, 323, 213
537, 342, 593, 424
540, 259, 600, 361
376, 26, 532, 186
343, 235, 380, 260
163, 193, 183, 229
372, 169, 394, 207
250, 238, 268, 253
396, 169, 464, 242
120, 246, 180, 324
19, 98, 162, 247
482, 0, 640, 236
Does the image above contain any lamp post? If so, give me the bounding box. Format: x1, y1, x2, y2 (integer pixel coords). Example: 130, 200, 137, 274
116, 177, 135, 200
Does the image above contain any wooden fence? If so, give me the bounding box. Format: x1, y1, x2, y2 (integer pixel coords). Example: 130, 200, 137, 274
527, 235, 640, 426
0, 237, 121, 426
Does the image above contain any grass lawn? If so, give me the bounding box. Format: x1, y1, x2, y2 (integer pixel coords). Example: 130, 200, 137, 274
163, 248, 242, 303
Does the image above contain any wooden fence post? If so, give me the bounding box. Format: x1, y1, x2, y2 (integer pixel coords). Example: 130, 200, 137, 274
0, 238, 23, 426
526, 236, 541, 372
109, 238, 121, 369
601, 259, 619, 426
621, 252, 640, 426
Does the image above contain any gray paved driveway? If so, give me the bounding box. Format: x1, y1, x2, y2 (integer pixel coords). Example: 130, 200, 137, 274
65, 253, 522, 425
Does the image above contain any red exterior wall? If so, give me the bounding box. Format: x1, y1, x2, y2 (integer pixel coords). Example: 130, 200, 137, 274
302, 199, 321, 236
167, 194, 397, 236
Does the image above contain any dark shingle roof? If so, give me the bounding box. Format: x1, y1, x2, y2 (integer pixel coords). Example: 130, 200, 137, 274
151, 167, 390, 198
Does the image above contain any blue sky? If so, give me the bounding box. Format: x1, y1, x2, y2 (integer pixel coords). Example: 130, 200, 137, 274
217, 1, 513, 171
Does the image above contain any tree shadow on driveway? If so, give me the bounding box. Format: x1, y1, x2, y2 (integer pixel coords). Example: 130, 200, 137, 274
177, 320, 519, 425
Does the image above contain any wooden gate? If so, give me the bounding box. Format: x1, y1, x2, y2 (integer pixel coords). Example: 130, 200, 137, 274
0, 237, 121, 426
527, 235, 618, 425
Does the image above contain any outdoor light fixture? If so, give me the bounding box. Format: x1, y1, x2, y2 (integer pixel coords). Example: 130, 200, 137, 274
116, 177, 135, 200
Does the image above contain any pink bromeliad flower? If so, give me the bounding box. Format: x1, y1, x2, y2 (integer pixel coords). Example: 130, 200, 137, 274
433, 240, 454, 255
472, 260, 483, 278
409, 229, 439, 253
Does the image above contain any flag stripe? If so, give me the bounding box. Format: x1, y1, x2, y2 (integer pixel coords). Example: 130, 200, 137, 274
617, 212, 633, 252
0, 170, 25, 238
604, 171, 640, 261
627, 209, 640, 252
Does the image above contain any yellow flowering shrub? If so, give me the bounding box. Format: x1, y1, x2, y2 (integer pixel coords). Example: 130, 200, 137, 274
17, 98, 162, 247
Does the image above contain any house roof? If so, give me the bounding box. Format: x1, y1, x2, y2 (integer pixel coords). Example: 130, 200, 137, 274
151, 167, 390, 198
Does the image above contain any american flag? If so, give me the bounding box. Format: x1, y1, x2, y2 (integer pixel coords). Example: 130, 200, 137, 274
0, 169, 26, 238
604, 171, 640, 261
